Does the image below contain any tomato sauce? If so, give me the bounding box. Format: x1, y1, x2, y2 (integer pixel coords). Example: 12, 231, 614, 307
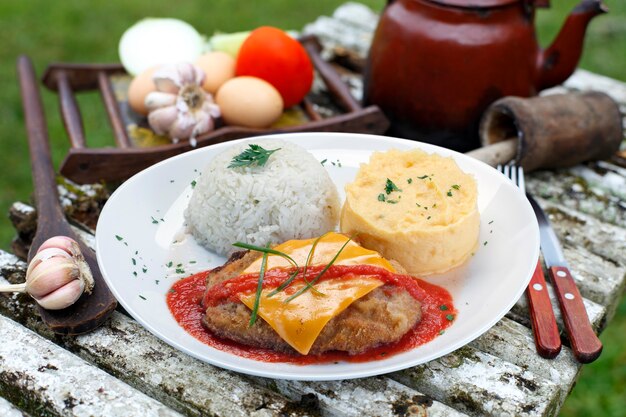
167, 266, 456, 364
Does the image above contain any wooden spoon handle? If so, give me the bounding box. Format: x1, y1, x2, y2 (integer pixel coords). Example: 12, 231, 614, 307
526, 260, 562, 358
17, 55, 117, 335
17, 55, 66, 236
548, 266, 603, 363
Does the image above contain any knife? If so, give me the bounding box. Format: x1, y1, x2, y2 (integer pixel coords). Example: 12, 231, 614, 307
526, 260, 562, 358
527, 195, 603, 363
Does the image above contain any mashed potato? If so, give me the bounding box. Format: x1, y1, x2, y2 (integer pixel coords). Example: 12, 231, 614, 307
340, 149, 479, 276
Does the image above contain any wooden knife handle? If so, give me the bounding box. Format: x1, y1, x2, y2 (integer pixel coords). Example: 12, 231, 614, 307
526, 260, 562, 358
548, 266, 603, 363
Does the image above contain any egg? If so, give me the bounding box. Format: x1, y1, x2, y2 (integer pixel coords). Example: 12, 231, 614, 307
195, 51, 236, 94
216, 76, 284, 128
127, 66, 158, 116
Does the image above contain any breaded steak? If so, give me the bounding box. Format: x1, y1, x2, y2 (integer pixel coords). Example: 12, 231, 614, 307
202, 251, 422, 355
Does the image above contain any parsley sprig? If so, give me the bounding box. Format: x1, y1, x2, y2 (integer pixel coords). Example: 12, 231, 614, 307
385, 178, 401, 194
228, 144, 280, 168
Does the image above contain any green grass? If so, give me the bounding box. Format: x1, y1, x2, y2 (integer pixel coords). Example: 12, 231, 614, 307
0, 1, 624, 415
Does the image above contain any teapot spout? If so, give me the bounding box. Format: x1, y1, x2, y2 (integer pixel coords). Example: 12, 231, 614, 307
536, 0, 607, 90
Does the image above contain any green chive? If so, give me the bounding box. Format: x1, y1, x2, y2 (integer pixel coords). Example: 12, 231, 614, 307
284, 237, 353, 303
249, 244, 270, 327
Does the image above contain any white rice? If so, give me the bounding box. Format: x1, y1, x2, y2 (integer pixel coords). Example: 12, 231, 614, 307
184, 139, 340, 256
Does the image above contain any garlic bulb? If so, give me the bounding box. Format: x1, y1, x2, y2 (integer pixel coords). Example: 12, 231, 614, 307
0, 236, 94, 310
145, 62, 221, 141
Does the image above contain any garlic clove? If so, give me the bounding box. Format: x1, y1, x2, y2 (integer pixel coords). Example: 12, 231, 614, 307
26, 247, 73, 279
148, 106, 179, 135
37, 236, 77, 255
153, 76, 179, 94
35, 279, 85, 310
26, 257, 79, 299
145, 91, 177, 111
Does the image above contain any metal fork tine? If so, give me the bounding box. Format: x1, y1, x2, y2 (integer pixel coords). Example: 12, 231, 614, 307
500, 162, 562, 359
517, 166, 525, 192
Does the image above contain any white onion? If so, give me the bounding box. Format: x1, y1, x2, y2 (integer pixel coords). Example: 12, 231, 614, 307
119, 18, 205, 76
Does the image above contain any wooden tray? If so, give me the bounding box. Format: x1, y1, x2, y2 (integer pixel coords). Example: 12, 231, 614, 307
40, 35, 389, 184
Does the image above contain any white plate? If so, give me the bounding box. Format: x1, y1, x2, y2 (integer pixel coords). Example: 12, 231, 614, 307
96, 132, 539, 381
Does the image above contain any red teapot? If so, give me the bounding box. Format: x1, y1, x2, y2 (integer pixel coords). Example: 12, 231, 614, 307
363, 0, 607, 151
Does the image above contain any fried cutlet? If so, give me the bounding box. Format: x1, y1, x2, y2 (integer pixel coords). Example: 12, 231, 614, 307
202, 250, 421, 355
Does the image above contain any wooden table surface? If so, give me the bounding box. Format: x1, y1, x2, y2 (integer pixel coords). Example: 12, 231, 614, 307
1, 3, 625, 416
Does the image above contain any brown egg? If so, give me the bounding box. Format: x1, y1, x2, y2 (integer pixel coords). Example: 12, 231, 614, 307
127, 66, 158, 116
216, 76, 284, 128
195, 51, 236, 94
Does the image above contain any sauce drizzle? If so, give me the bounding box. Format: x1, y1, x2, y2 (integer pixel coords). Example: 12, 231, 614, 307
167, 267, 456, 364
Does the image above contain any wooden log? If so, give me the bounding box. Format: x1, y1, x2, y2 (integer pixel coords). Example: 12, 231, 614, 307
526, 167, 626, 229
0, 314, 183, 417
302, 5, 377, 60
0, 396, 26, 417
562, 69, 626, 113
251, 376, 469, 417
390, 346, 561, 417
469, 318, 579, 406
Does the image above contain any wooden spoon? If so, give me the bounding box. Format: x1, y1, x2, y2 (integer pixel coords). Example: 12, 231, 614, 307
17, 55, 117, 334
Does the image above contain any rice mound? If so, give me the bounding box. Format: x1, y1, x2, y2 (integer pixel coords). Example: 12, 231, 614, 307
185, 139, 340, 256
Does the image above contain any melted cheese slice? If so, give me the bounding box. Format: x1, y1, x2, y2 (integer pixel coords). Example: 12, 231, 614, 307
240, 276, 383, 354
238, 232, 394, 354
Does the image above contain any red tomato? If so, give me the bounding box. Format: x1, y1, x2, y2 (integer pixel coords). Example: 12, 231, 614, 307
236, 26, 314, 108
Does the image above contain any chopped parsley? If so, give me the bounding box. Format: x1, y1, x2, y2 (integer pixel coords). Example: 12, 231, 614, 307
132, 271, 137, 277
451, 184, 460, 190
484, 241, 488, 246
131, 258, 136, 266
407, 178, 413, 184
446, 314, 455, 321
439, 330, 445, 335
115, 235, 123, 241
191, 180, 197, 188
387, 200, 398, 204
439, 305, 449, 311
142, 267, 148, 273
447, 190, 453, 197
417, 175, 429, 180
427, 216, 431, 220
175, 268, 185, 274
228, 144, 280, 168
385, 178, 401, 194
320, 159, 327, 165
139, 295, 146, 300
378, 193, 386, 202
488, 220, 494, 224
166, 261, 173, 268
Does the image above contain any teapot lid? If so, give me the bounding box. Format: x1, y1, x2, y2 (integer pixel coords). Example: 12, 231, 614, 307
426, 0, 520, 8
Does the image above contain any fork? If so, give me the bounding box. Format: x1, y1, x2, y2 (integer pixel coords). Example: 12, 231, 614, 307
497, 164, 562, 359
